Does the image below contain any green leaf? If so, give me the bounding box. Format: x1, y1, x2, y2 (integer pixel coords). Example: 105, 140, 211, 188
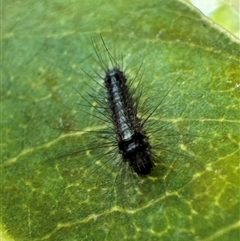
2, 0, 239, 241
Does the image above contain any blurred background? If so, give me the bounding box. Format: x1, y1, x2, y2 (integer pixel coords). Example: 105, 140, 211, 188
188, 0, 239, 38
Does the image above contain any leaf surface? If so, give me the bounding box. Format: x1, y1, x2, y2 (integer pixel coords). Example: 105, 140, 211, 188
1, 0, 240, 241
